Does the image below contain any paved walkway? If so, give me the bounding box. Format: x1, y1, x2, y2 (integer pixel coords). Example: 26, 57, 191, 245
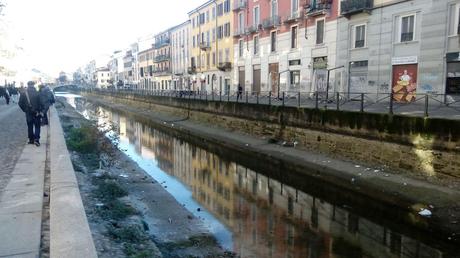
0, 99, 27, 200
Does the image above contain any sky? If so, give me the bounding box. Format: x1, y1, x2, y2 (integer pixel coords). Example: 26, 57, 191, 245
2, 0, 204, 78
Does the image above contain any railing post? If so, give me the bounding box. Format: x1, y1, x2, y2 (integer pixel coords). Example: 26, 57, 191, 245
389, 92, 394, 115
219, 91, 222, 102
257, 92, 259, 105
228, 91, 230, 102
246, 91, 249, 103
360, 93, 364, 112
205, 91, 208, 102
336, 92, 340, 111
315, 91, 319, 109
298, 92, 301, 108
424, 94, 429, 118
269, 91, 272, 106
282, 92, 285, 106
236, 91, 239, 103
212, 91, 214, 101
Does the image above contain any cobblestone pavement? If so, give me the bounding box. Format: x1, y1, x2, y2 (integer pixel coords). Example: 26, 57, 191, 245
0, 98, 27, 199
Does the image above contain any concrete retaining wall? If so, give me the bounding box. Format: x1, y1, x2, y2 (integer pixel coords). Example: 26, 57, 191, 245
49, 107, 97, 258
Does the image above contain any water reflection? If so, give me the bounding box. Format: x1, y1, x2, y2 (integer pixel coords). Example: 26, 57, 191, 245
68, 95, 446, 258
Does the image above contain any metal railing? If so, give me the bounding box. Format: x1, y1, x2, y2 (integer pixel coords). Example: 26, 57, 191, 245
341, 0, 373, 16
80, 88, 460, 119
262, 16, 281, 29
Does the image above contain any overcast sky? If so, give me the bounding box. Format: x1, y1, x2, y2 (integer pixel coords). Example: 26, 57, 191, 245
3, 0, 203, 77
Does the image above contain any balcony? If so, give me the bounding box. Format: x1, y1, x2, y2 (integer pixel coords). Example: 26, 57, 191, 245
246, 24, 260, 34
262, 16, 281, 29
341, 0, 373, 18
284, 10, 304, 23
305, 0, 332, 17
233, 28, 246, 38
217, 62, 232, 71
154, 39, 170, 49
153, 68, 171, 75
154, 54, 171, 63
199, 42, 211, 51
233, 0, 247, 11
187, 66, 197, 74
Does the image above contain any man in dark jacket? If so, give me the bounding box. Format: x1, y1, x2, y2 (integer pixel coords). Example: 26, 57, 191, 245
39, 85, 55, 125
18, 81, 43, 146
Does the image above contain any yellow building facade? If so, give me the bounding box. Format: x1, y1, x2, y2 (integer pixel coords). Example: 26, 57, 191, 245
188, 0, 233, 94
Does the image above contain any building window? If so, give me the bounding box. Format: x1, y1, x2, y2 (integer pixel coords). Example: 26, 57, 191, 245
217, 3, 223, 16
238, 12, 245, 34
239, 40, 244, 57
291, 0, 299, 14
354, 24, 366, 48
291, 26, 297, 49
271, 0, 278, 17
224, 0, 230, 13
253, 6, 260, 26
225, 48, 230, 62
290, 70, 300, 88
271, 31, 277, 52
254, 36, 259, 55
400, 14, 415, 42
316, 19, 325, 44
212, 52, 216, 66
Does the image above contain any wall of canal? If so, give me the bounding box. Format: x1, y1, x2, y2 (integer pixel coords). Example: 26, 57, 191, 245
81, 90, 460, 179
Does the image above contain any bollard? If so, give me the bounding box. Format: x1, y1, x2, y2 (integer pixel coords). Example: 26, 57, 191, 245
360, 93, 364, 112
269, 92, 272, 106
315, 92, 319, 109
424, 94, 429, 118
219, 91, 222, 102
389, 93, 394, 115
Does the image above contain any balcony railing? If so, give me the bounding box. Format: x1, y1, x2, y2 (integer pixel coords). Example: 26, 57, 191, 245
154, 39, 171, 49
199, 42, 211, 51
217, 62, 232, 71
154, 54, 171, 63
262, 16, 281, 29
284, 10, 304, 23
246, 24, 260, 34
153, 68, 171, 75
305, 0, 332, 17
187, 66, 197, 74
233, 28, 246, 37
233, 0, 247, 11
341, 0, 373, 17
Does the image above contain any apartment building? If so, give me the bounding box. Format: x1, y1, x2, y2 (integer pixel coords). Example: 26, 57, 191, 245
233, 0, 339, 95
93, 68, 111, 88
337, 0, 460, 102
153, 29, 173, 90
188, 0, 234, 93
171, 21, 191, 90
138, 46, 155, 90
123, 50, 135, 87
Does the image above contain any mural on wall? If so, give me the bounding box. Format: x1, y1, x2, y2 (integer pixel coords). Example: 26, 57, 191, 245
392, 64, 418, 103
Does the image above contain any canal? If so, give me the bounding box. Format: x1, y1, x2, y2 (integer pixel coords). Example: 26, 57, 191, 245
59, 93, 457, 258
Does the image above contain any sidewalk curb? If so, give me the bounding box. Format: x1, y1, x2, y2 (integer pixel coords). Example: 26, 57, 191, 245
49, 107, 97, 258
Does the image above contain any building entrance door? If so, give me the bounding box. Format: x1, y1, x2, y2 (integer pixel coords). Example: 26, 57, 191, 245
238, 66, 245, 92
269, 63, 279, 95
253, 65, 261, 94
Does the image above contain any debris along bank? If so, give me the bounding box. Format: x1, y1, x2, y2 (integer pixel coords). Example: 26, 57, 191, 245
55, 98, 235, 258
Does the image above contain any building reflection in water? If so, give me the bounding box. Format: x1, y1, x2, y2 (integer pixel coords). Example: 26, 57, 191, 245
75, 98, 444, 258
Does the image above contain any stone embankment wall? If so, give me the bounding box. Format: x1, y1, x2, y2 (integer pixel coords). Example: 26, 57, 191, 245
84, 91, 460, 179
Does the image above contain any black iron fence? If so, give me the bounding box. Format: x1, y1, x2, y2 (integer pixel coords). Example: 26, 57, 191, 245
80, 88, 460, 119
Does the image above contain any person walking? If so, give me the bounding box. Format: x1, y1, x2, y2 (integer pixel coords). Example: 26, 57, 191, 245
18, 81, 43, 146
39, 84, 55, 125
237, 83, 243, 101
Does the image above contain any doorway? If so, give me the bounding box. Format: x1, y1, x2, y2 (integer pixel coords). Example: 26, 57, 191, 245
269, 63, 279, 95
253, 65, 261, 94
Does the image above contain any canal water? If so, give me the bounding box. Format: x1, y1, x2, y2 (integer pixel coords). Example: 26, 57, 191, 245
59, 93, 456, 258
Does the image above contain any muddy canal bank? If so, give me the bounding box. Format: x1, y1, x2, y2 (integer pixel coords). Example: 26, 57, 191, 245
55, 99, 235, 258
